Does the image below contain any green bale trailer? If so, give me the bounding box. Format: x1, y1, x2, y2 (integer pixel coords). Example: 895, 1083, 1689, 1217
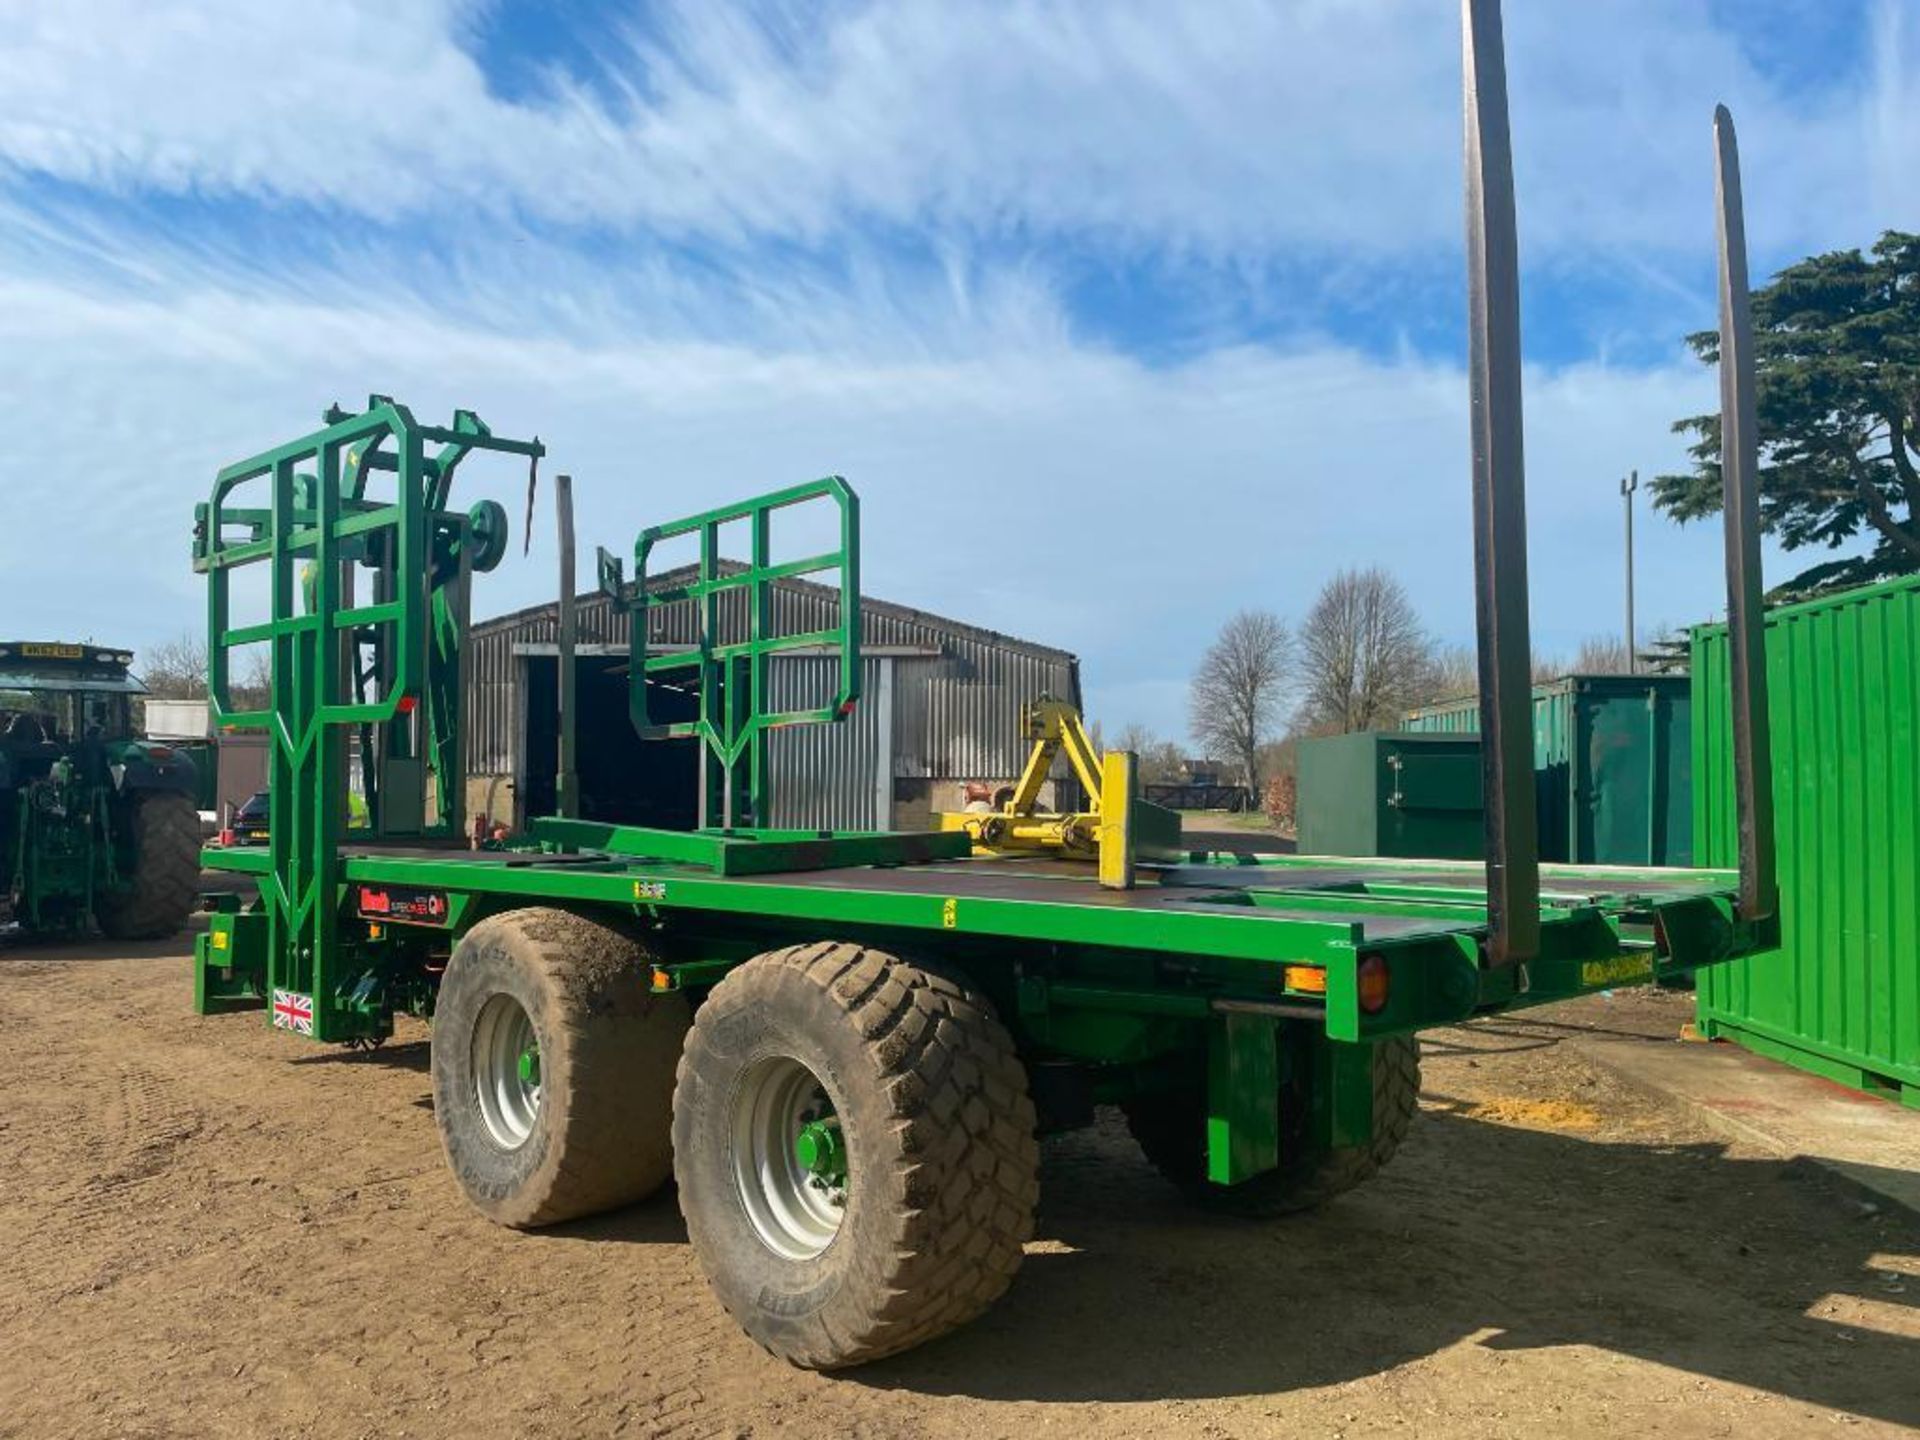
190, 2, 1784, 1369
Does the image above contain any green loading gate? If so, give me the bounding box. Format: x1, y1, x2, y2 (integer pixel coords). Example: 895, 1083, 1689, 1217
1694, 574, 1920, 1108
191, 400, 543, 1043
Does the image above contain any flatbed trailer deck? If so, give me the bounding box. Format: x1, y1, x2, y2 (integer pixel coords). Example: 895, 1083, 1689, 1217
186, 0, 1783, 1370
203, 840, 1761, 1042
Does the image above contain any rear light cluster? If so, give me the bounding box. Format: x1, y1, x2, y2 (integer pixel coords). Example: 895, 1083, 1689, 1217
1356, 953, 1391, 1015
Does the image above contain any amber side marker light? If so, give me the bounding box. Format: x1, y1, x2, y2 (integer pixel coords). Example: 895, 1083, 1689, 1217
1357, 954, 1391, 1015
1283, 965, 1328, 994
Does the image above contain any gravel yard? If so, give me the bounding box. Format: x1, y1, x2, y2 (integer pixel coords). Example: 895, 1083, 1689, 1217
2, 934, 1915, 1439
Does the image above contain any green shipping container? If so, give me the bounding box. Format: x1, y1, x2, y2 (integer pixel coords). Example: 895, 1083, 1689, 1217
1294, 732, 1485, 860
1403, 673, 1691, 867
1694, 574, 1920, 1108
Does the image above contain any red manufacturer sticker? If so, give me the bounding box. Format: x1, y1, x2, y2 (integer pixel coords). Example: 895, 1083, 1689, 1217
356, 886, 450, 926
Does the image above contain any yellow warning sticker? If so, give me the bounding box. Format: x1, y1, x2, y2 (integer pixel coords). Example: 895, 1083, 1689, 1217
1580, 954, 1653, 988
941, 898, 958, 929
212, 930, 229, 951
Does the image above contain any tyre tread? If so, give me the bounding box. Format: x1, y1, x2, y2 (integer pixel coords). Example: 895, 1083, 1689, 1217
676, 942, 1039, 1368
95, 792, 199, 940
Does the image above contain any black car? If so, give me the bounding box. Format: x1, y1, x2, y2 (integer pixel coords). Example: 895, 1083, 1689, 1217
227, 790, 269, 846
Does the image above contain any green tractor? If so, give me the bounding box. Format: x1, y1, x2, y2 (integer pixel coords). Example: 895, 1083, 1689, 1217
0, 641, 201, 939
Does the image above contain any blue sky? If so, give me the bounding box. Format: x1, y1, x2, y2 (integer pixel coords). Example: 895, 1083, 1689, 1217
1, 0, 1915, 740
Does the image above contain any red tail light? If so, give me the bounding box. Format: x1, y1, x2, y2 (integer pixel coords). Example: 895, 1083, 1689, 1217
219, 828, 235, 847
1357, 953, 1391, 1015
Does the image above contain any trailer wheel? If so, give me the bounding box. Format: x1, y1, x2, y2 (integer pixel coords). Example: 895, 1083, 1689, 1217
672, 941, 1039, 1369
94, 791, 200, 940
1125, 1034, 1420, 1217
431, 907, 689, 1228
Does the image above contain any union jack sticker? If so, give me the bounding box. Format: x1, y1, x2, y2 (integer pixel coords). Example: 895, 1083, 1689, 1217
271, 988, 315, 1036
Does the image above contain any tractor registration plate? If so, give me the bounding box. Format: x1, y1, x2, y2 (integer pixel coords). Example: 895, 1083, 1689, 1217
20, 642, 82, 659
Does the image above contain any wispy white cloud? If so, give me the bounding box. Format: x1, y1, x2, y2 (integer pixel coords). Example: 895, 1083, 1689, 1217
0, 260, 1750, 735
0, 0, 1910, 263
0, 0, 1897, 739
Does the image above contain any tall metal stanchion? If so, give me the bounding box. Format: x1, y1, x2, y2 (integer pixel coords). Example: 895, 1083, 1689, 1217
1621, 469, 1638, 674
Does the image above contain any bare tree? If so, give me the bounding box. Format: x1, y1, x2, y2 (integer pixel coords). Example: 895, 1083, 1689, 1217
1189, 610, 1292, 795
139, 632, 209, 699
1295, 569, 1432, 734
232, 647, 274, 711
1572, 634, 1634, 674
1419, 644, 1478, 706
1108, 723, 1186, 783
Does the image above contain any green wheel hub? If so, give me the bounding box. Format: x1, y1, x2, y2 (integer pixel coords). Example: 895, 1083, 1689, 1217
793, 1117, 845, 1183
730, 1056, 848, 1259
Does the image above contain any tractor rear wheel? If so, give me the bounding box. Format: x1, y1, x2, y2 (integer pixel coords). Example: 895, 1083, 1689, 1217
672, 941, 1039, 1369
94, 790, 200, 940
431, 907, 689, 1228
1125, 1034, 1420, 1218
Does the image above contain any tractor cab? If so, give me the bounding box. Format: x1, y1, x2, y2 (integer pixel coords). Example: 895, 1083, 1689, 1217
0, 641, 200, 937
0, 642, 145, 766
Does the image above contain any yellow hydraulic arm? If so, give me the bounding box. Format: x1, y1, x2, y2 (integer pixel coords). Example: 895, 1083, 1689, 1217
936, 697, 1183, 889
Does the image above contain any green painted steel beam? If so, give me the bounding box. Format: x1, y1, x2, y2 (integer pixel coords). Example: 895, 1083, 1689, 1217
528, 818, 972, 874
1207, 1013, 1279, 1184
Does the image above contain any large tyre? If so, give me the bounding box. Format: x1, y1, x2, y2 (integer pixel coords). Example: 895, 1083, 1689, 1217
431, 907, 689, 1228
94, 790, 200, 940
673, 941, 1039, 1369
1125, 1034, 1420, 1218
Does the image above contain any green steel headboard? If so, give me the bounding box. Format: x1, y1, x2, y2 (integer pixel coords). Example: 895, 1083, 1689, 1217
605, 476, 860, 828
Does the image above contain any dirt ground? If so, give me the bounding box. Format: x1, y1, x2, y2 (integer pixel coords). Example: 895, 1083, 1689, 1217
2, 931, 1916, 1440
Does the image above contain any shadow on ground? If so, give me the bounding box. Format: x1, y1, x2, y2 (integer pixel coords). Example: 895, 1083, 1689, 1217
0, 932, 194, 963
848, 1106, 1920, 1424
290, 1039, 433, 1073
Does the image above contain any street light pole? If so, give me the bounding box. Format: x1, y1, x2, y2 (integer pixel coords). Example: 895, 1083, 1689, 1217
1621, 469, 1638, 674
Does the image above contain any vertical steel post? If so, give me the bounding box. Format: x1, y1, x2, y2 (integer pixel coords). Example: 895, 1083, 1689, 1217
1712, 106, 1778, 920
1461, 0, 1540, 968
449, 516, 473, 838
556, 473, 579, 820
1621, 469, 1638, 674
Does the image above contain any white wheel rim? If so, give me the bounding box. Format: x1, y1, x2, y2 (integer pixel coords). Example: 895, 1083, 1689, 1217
731, 1056, 846, 1260
473, 993, 540, 1149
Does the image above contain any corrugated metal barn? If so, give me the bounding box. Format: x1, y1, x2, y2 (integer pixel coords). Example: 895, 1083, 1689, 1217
464, 570, 1080, 833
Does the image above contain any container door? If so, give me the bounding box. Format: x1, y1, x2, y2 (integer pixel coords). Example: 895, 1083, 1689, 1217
1384, 745, 1485, 859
